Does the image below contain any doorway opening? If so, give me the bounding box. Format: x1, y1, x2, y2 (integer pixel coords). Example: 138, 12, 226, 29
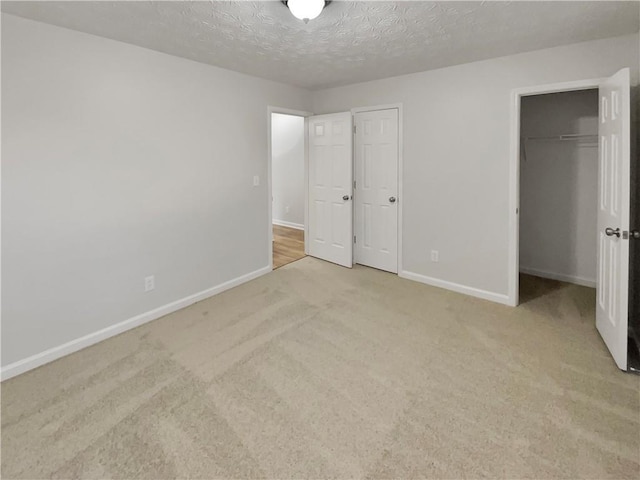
270, 110, 308, 269
519, 89, 599, 301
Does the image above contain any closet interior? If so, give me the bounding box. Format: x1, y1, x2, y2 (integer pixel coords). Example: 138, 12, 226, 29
519, 89, 599, 288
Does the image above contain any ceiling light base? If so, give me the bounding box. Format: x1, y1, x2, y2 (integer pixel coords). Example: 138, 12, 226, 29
282, 0, 331, 23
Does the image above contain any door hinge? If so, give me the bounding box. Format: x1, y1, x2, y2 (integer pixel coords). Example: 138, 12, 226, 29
353, 125, 356, 134
353, 180, 356, 189
354, 235, 356, 244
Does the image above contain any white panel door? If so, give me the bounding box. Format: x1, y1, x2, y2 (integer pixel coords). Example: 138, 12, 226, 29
354, 109, 399, 273
308, 112, 353, 268
596, 68, 631, 371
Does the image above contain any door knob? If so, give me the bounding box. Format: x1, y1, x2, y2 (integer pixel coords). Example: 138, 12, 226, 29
631, 230, 640, 239
389, 196, 397, 203
605, 227, 620, 238
342, 195, 351, 201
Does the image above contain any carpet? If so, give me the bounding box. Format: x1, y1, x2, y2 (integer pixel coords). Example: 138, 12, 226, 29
2, 257, 639, 478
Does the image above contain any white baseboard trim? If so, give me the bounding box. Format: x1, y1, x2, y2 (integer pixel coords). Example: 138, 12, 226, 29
399, 270, 511, 305
519, 266, 596, 288
272, 219, 304, 230
1, 265, 272, 382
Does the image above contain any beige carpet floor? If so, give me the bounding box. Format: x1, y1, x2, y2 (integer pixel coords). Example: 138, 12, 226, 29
2, 257, 639, 479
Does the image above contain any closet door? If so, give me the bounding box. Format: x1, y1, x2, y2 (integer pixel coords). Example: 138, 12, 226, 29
354, 109, 399, 273
307, 112, 353, 268
596, 68, 631, 371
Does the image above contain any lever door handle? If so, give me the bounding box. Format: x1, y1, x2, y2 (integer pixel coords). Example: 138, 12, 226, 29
605, 227, 620, 238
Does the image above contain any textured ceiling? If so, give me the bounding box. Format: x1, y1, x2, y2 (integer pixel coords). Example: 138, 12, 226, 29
2, 1, 639, 89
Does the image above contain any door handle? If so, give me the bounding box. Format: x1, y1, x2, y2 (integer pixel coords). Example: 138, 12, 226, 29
389, 196, 397, 203
605, 227, 620, 238
342, 195, 351, 201
630, 230, 640, 239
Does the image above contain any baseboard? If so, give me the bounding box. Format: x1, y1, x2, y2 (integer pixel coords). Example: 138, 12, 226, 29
519, 266, 596, 288
399, 270, 511, 305
1, 265, 272, 381
272, 219, 304, 230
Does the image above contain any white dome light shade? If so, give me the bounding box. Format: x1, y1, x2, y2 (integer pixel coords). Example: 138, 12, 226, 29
287, 0, 325, 23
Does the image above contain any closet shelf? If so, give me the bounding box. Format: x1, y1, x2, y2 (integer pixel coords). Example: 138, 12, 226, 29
524, 133, 597, 141
520, 133, 598, 162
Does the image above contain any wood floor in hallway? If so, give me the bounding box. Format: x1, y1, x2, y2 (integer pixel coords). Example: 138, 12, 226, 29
273, 224, 305, 269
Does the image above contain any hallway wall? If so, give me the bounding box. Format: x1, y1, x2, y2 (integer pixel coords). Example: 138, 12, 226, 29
272, 113, 305, 228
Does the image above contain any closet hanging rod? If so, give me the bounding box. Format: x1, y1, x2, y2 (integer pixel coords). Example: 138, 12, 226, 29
524, 133, 597, 141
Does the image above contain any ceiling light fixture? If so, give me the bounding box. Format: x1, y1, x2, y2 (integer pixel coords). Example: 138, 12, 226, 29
283, 0, 329, 24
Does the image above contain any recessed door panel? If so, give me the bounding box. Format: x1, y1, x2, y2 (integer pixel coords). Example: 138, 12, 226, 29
598, 231, 606, 310
611, 134, 619, 215
363, 203, 373, 248
600, 136, 608, 211
313, 145, 326, 187
331, 145, 348, 189
313, 200, 325, 243
331, 202, 347, 248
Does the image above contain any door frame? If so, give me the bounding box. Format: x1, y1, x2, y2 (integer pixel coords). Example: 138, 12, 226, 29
267, 106, 313, 270
508, 78, 605, 306
351, 103, 404, 273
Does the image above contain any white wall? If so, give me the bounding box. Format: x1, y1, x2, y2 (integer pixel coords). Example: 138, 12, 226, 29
1, 15, 311, 371
271, 113, 305, 228
519, 90, 599, 286
312, 34, 639, 303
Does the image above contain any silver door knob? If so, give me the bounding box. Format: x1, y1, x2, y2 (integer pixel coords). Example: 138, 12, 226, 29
342, 195, 350, 201
389, 196, 396, 203
631, 230, 640, 239
605, 227, 620, 238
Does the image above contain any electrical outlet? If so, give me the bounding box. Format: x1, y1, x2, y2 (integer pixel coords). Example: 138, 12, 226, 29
253, 175, 260, 186
430, 250, 439, 262
144, 275, 155, 292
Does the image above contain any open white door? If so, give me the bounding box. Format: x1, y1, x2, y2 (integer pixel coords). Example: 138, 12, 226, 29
308, 112, 353, 267
596, 68, 631, 370
354, 109, 399, 273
